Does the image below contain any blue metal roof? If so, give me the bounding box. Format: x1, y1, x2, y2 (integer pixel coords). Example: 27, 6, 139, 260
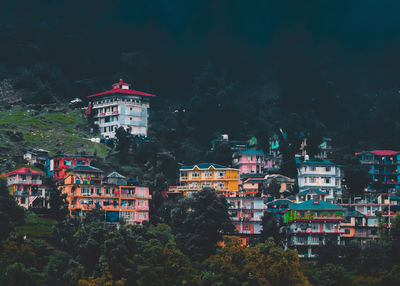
180, 163, 232, 170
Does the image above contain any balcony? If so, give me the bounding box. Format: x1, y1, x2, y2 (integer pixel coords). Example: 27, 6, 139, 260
8, 179, 42, 185
93, 110, 119, 118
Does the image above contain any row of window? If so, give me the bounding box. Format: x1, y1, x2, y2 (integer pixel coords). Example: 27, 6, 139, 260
184, 171, 226, 179
95, 98, 141, 105
188, 182, 225, 188
303, 166, 332, 172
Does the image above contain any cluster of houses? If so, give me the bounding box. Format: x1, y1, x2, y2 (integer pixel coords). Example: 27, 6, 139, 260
168, 136, 400, 258
6, 150, 151, 224
3, 80, 400, 259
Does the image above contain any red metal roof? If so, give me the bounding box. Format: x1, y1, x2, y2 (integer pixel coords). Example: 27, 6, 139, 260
371, 150, 399, 156
88, 80, 155, 98
356, 150, 399, 156
5, 168, 42, 176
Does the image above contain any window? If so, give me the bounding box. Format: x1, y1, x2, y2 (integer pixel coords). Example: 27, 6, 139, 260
247, 156, 252, 161
310, 177, 316, 183
325, 167, 331, 172
310, 166, 316, 171
21, 175, 26, 180
325, 177, 331, 184
203, 171, 212, 178
21, 197, 26, 204
311, 236, 319, 243
105, 188, 110, 195
138, 212, 146, 219
191, 172, 199, 178
218, 171, 225, 178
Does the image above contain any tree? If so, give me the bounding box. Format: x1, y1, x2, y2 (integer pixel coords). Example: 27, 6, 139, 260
45, 178, 69, 222
202, 237, 310, 286
260, 211, 282, 245
115, 127, 131, 164
0, 178, 24, 241
170, 188, 235, 261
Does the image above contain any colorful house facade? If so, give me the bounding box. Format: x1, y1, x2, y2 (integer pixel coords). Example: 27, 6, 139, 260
226, 195, 264, 237
284, 199, 345, 259
232, 150, 265, 176
296, 188, 328, 203
5, 167, 46, 209
296, 158, 343, 203
168, 163, 239, 196
356, 150, 400, 190
87, 79, 155, 138
47, 154, 94, 181
60, 166, 151, 224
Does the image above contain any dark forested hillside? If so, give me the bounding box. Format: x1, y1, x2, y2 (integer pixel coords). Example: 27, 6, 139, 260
1, 0, 400, 153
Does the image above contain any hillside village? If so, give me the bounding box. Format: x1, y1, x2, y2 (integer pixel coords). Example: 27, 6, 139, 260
2, 79, 400, 263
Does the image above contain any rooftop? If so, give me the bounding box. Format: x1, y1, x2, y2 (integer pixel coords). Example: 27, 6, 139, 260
88, 79, 155, 98
105, 171, 126, 179
69, 165, 104, 173
296, 157, 338, 166
289, 199, 345, 211
234, 150, 265, 156
5, 168, 42, 176
356, 150, 400, 156
297, 188, 328, 196
180, 163, 237, 171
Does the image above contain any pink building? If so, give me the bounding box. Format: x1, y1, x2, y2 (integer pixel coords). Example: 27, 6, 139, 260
232, 150, 265, 176
5, 167, 47, 209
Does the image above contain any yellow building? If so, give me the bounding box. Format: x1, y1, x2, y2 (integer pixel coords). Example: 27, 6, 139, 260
169, 163, 239, 196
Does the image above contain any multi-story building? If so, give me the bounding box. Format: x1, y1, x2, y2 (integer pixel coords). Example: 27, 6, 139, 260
168, 163, 239, 196
47, 154, 94, 181
339, 193, 400, 236
226, 195, 264, 238
24, 148, 49, 166
60, 166, 151, 224
340, 208, 376, 244
284, 199, 346, 259
232, 150, 265, 176
296, 158, 343, 203
5, 167, 46, 209
356, 150, 400, 190
87, 79, 155, 138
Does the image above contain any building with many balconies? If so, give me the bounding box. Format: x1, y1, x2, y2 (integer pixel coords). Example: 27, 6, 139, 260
226, 195, 264, 238
296, 158, 343, 203
232, 150, 265, 176
60, 166, 151, 224
87, 79, 155, 138
168, 163, 239, 197
356, 150, 400, 190
284, 199, 346, 259
5, 167, 46, 209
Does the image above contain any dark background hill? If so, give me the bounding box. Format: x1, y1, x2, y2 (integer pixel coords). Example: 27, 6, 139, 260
1, 0, 400, 155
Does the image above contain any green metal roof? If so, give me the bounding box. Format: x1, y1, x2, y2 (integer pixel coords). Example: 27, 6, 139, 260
296, 158, 338, 166
236, 150, 265, 155
289, 199, 345, 210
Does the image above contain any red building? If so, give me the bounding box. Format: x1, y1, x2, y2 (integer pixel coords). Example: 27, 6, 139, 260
47, 154, 94, 181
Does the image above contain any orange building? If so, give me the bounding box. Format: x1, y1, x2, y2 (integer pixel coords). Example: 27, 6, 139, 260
168, 163, 239, 196
60, 166, 151, 224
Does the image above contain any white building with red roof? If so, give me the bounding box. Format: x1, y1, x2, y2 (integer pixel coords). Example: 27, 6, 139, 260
5, 167, 46, 209
87, 79, 155, 138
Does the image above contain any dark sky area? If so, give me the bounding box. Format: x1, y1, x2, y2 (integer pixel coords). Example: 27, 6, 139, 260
2, 0, 400, 94
1, 0, 400, 148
